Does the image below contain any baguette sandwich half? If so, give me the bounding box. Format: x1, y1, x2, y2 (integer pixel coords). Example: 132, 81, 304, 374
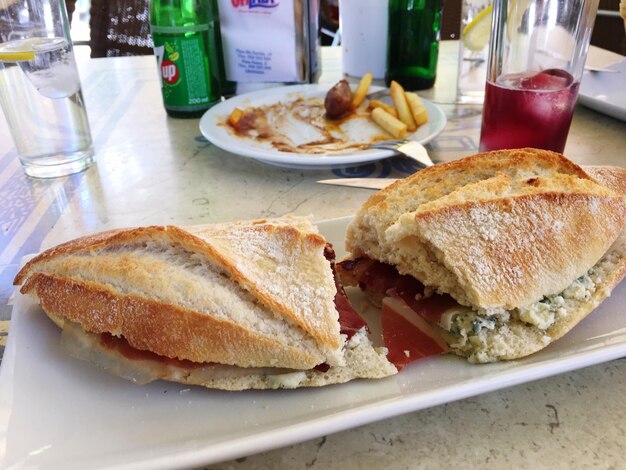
14, 216, 396, 390
338, 148, 626, 364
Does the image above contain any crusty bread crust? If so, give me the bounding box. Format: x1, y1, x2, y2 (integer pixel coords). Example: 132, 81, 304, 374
351, 148, 589, 231
14, 216, 346, 369
346, 149, 626, 309
181, 221, 341, 352
22, 272, 326, 369
583, 165, 626, 195
390, 189, 624, 309
545, 165, 626, 342
344, 150, 626, 362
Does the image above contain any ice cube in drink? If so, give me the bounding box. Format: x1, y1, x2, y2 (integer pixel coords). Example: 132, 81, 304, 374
479, 69, 579, 153
0, 37, 93, 177
18, 38, 81, 99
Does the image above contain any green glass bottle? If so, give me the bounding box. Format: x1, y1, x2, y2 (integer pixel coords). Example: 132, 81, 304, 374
150, 0, 230, 118
385, 0, 443, 91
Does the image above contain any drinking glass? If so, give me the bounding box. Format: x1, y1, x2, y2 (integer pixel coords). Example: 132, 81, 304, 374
0, 0, 95, 178
456, 0, 492, 103
479, 0, 599, 153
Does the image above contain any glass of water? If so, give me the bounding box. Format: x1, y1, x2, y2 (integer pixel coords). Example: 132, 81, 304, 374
456, 0, 492, 104
0, 0, 94, 178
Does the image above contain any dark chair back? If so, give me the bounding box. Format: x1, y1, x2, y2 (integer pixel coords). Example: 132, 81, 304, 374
88, 0, 153, 57
593, 0, 626, 55
441, 1, 462, 40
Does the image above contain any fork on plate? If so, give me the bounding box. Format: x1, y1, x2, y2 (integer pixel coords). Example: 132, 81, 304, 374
369, 140, 434, 168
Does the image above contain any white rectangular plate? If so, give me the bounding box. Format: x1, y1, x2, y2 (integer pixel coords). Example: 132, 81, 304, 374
579, 58, 626, 122
1, 216, 626, 469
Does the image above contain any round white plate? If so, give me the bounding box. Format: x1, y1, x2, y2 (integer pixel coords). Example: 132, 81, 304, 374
199, 84, 447, 170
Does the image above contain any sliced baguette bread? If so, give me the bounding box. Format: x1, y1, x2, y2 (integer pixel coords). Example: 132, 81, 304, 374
14, 216, 397, 387
346, 148, 626, 310
343, 149, 626, 362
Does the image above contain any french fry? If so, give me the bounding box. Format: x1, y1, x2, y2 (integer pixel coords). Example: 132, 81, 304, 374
227, 107, 244, 128
351, 72, 373, 109
390, 81, 417, 132
405, 92, 429, 126
369, 99, 398, 118
371, 107, 407, 139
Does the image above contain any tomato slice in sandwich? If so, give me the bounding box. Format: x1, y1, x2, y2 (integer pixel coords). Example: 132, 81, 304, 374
381, 296, 448, 370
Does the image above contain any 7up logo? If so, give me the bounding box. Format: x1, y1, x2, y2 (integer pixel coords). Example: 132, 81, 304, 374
161, 60, 179, 84
154, 44, 180, 87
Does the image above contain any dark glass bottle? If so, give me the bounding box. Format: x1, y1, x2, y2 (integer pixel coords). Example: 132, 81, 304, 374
385, 0, 443, 91
150, 0, 231, 118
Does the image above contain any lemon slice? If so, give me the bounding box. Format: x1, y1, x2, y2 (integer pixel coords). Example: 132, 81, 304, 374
462, 4, 494, 52
0, 39, 37, 61
0, 37, 66, 62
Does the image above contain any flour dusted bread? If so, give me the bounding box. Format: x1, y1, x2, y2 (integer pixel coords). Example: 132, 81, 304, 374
347, 148, 624, 309
14, 216, 396, 389
342, 149, 626, 363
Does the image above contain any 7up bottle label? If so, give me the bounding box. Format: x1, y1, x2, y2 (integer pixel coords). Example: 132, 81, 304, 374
152, 24, 218, 114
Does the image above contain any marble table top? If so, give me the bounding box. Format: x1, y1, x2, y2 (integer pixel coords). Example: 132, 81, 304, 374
0, 42, 625, 469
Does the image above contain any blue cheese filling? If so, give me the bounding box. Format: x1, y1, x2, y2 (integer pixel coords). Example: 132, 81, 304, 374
438, 269, 597, 356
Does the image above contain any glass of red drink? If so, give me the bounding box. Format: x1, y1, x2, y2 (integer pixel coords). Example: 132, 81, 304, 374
479, 0, 599, 153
